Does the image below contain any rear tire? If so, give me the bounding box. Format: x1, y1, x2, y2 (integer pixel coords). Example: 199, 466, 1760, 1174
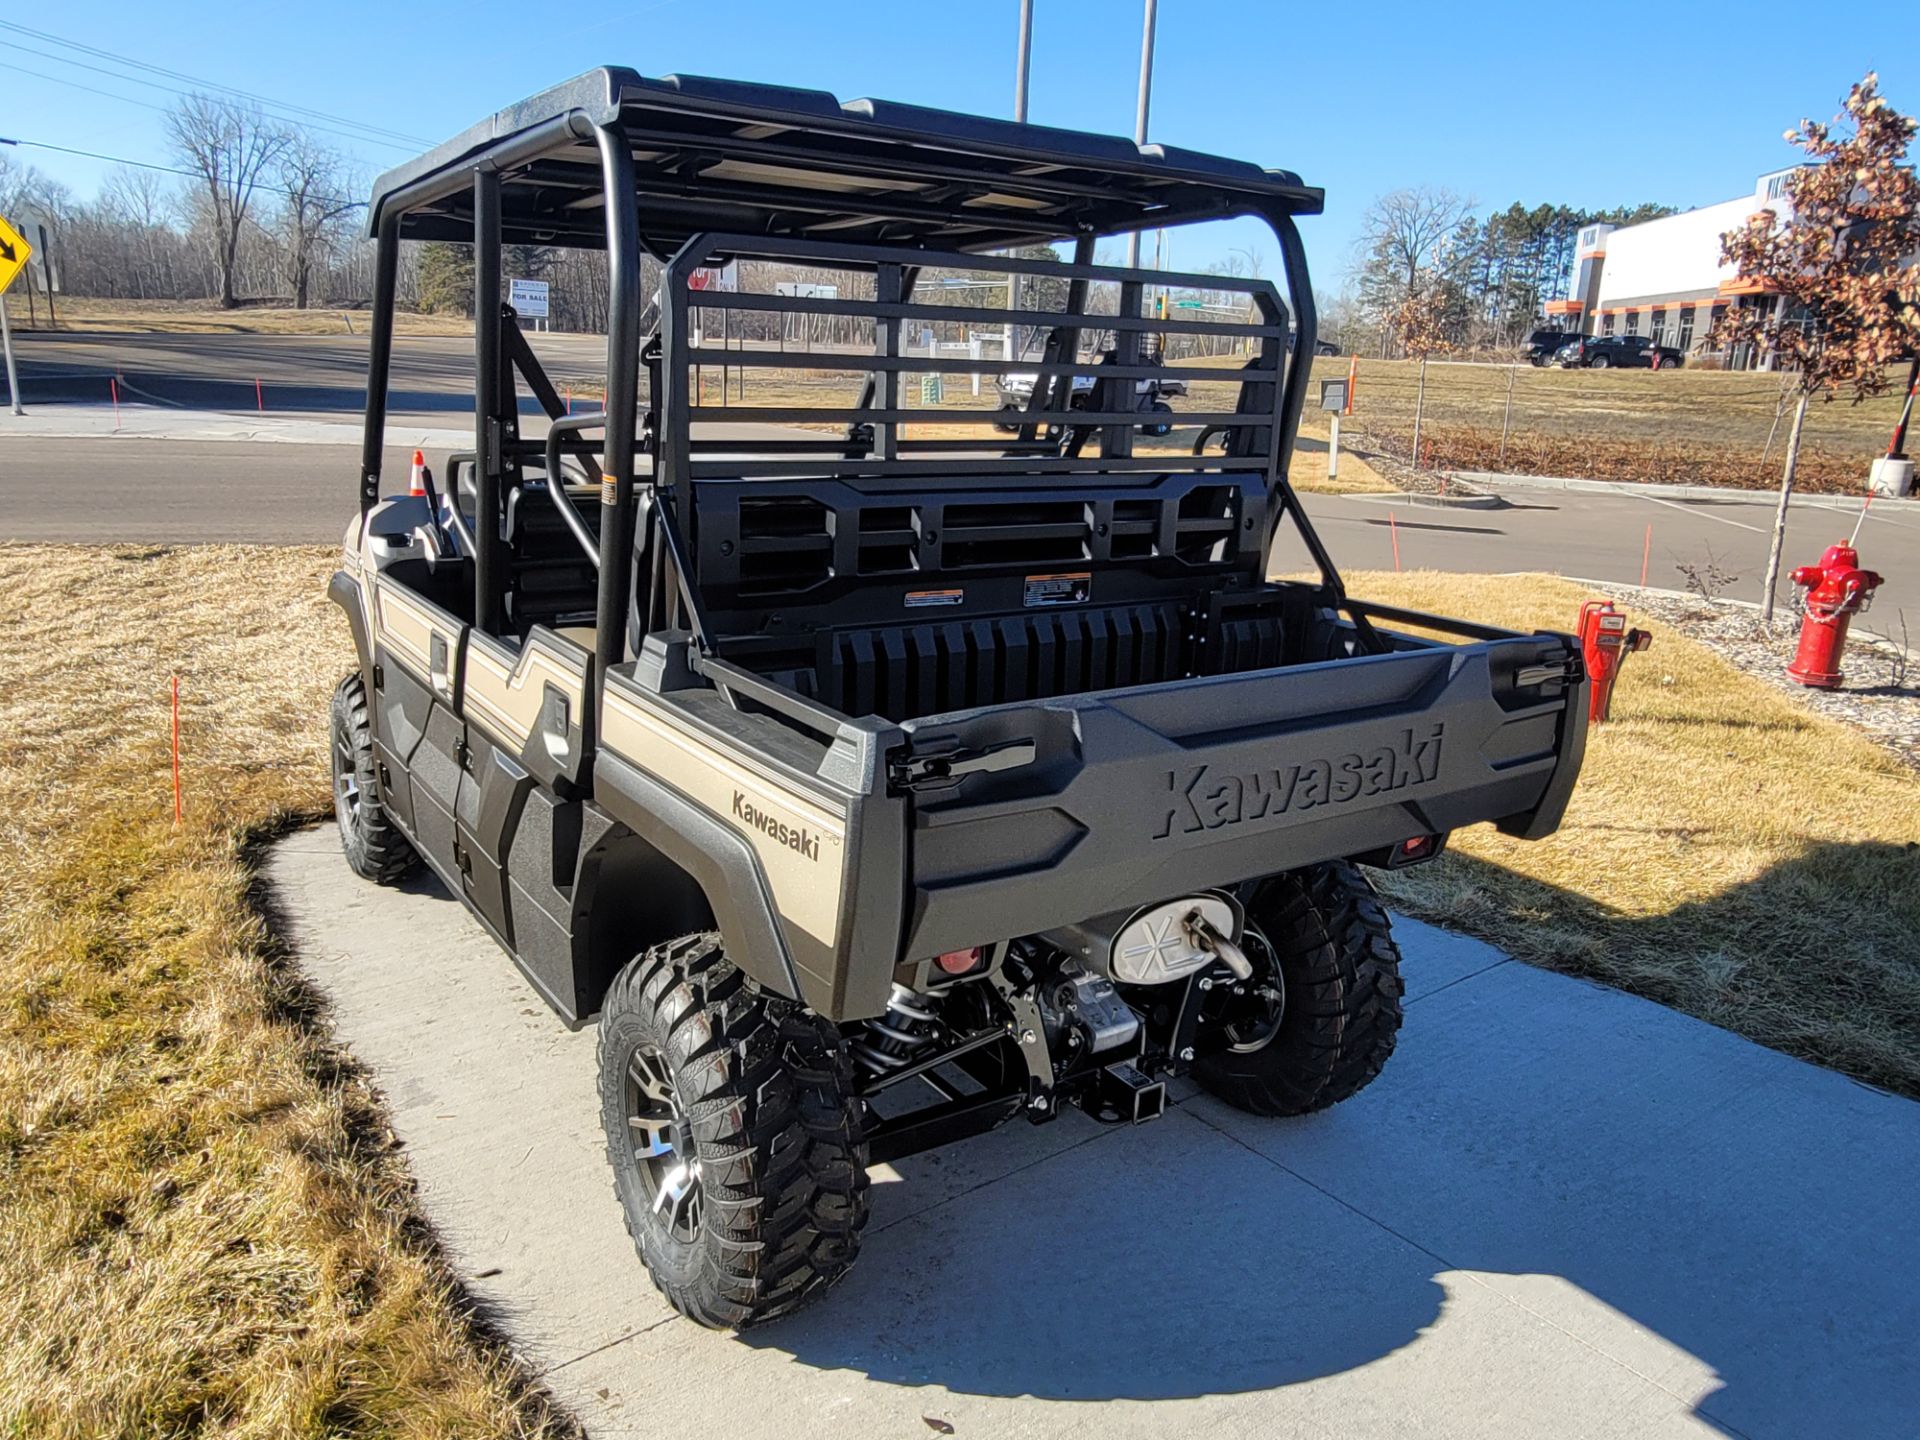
597, 933, 869, 1329
1195, 862, 1404, 1116
1590, 354, 1610, 369
1140, 398, 1175, 438
330, 673, 420, 885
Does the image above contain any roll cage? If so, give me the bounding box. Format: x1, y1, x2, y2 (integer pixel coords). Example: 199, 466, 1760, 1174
355, 66, 1368, 708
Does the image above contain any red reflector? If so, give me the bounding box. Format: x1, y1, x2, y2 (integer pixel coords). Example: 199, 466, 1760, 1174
935, 947, 983, 976
1397, 835, 1435, 860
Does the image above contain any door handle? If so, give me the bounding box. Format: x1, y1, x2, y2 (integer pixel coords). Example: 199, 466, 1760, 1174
429, 631, 452, 700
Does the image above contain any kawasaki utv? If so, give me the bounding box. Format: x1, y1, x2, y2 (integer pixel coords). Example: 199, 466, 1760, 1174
329, 67, 1588, 1329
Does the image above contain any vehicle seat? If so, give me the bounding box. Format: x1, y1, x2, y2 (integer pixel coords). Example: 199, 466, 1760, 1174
503, 481, 603, 634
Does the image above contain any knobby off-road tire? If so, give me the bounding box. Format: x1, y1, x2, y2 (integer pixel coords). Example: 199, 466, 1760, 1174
329, 673, 420, 885
1196, 862, 1404, 1117
597, 933, 870, 1329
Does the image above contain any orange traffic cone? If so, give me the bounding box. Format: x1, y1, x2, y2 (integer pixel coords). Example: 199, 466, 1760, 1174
409, 450, 427, 496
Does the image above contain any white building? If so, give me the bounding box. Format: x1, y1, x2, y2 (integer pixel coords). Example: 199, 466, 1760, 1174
1546, 170, 1802, 364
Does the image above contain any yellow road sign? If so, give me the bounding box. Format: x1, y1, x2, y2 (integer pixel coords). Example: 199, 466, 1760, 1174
0, 215, 32, 298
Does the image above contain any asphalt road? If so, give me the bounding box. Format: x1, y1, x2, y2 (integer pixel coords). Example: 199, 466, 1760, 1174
8, 329, 603, 427
10, 435, 1918, 626
7, 328, 1918, 622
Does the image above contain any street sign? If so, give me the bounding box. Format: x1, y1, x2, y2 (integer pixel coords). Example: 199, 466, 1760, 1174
1319, 378, 1348, 412
775, 281, 838, 299
688, 262, 738, 292
0, 215, 32, 298
1175, 299, 1205, 310
508, 278, 549, 318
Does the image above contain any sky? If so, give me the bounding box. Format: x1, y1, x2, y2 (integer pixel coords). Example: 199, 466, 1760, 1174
2, 0, 1916, 292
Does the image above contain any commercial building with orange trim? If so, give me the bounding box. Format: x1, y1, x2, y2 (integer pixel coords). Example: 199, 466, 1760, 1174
1548, 169, 1804, 368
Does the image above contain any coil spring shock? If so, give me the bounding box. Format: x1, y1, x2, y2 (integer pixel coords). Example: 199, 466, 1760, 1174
849, 984, 943, 1078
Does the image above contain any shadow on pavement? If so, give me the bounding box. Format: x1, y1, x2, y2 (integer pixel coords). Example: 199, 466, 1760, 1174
740, 842, 1920, 1437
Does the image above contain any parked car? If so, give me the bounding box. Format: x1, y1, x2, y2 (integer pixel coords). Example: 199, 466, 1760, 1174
1554, 334, 1684, 370
1523, 328, 1576, 365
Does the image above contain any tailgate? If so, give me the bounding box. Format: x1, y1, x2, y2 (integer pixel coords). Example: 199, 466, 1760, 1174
891, 631, 1585, 958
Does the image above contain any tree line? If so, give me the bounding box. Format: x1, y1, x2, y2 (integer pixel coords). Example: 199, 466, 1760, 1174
1327, 187, 1676, 356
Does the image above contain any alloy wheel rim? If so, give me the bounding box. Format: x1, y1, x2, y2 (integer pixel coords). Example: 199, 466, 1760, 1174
1223, 924, 1286, 1054
332, 734, 361, 827
626, 1044, 702, 1242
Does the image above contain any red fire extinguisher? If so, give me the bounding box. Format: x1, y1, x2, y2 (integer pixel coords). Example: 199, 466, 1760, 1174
1577, 600, 1652, 724
1786, 543, 1882, 689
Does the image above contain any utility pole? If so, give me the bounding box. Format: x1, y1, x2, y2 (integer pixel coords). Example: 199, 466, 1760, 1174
1125, 0, 1158, 272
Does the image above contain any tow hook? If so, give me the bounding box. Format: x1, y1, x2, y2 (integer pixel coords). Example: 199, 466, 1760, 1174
1182, 909, 1253, 981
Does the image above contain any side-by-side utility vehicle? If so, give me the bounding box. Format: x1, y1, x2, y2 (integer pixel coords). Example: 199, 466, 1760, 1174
330, 68, 1589, 1329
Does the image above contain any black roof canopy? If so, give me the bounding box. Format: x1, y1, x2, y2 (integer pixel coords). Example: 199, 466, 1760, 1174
367, 67, 1323, 258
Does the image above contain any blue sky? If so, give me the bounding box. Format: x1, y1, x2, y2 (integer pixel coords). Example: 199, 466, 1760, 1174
3, 0, 1914, 289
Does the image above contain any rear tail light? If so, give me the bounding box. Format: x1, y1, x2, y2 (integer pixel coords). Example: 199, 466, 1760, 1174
1389, 834, 1444, 867
934, 946, 984, 977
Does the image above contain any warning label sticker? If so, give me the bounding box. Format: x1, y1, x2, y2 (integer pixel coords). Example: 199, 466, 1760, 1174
1023, 572, 1091, 607
905, 588, 965, 609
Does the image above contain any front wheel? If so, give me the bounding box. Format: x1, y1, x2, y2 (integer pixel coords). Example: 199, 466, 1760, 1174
1589, 354, 1610, 369
330, 673, 419, 885
1195, 862, 1404, 1116
597, 933, 869, 1329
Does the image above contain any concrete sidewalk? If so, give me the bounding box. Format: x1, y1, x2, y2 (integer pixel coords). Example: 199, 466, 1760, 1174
266, 831, 1920, 1439
1, 403, 473, 450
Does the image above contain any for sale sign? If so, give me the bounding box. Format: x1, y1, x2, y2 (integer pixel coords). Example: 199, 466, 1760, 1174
508, 278, 550, 318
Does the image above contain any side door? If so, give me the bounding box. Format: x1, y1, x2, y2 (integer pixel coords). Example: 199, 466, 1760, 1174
366, 571, 469, 887
455, 624, 595, 946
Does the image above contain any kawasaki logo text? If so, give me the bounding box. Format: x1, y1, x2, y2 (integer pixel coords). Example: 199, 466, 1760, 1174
732, 790, 821, 861
1154, 725, 1445, 839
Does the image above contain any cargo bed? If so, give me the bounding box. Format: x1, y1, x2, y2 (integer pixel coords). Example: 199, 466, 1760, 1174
604, 586, 1587, 1019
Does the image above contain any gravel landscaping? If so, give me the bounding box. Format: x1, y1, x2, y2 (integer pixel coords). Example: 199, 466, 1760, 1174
1609, 585, 1919, 772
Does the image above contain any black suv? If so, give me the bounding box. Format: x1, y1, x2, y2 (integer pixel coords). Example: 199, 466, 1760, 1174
1524, 329, 1575, 365
1554, 334, 1684, 370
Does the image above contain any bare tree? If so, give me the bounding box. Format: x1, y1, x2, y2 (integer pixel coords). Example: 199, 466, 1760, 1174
1714, 73, 1920, 622
276, 133, 361, 309
166, 94, 289, 309
1390, 284, 1454, 469
1356, 186, 1473, 348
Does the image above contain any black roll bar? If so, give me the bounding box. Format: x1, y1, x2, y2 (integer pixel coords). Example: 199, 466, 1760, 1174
593, 125, 644, 695
1258, 205, 1384, 654
359, 209, 401, 512
473, 167, 508, 635
543, 414, 607, 568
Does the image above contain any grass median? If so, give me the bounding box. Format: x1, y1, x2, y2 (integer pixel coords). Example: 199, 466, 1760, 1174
1348, 570, 1920, 1095
0, 545, 569, 1438
1, 547, 1913, 1433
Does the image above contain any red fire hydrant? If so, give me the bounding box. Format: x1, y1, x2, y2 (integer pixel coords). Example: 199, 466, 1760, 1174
1577, 599, 1652, 724
1787, 543, 1882, 689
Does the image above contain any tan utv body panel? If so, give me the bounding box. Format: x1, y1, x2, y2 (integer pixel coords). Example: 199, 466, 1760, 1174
463, 630, 590, 753
374, 582, 459, 697
599, 687, 849, 947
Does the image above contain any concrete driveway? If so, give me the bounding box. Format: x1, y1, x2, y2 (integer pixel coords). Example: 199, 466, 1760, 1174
264, 831, 1920, 1439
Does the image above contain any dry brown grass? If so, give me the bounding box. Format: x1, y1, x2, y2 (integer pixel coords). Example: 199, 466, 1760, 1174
12, 297, 472, 338
1314, 357, 1904, 493
1345, 570, 1920, 1094
0, 545, 570, 1438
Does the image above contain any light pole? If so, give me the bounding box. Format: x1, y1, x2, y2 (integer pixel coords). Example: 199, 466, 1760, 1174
1125, 0, 1158, 273
1014, 0, 1033, 123
1006, 0, 1035, 364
